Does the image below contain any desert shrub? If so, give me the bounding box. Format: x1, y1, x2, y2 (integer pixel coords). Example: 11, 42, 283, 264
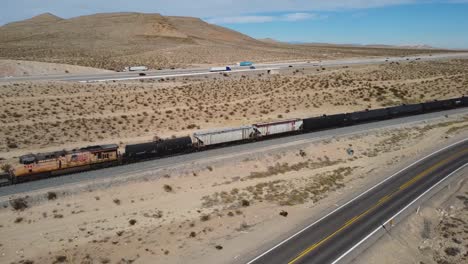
129, 219, 137, 226
444, 247, 460, 256
54, 255, 67, 263
279, 210, 289, 217
9, 197, 28, 211
241, 199, 250, 207
200, 214, 210, 222
1, 164, 11, 172
47, 192, 57, 200
7, 142, 18, 149
163, 184, 173, 192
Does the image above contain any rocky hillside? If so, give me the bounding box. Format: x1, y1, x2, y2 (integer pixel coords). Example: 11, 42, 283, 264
0, 12, 451, 70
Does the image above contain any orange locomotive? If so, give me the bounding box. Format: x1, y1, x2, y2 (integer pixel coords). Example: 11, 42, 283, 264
9, 144, 119, 183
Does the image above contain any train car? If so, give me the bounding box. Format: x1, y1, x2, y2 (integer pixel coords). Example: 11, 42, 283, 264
253, 119, 303, 137
155, 137, 193, 155
350, 108, 389, 123
193, 126, 256, 147
124, 141, 158, 158
10, 144, 119, 182
461, 96, 468, 106
303, 113, 349, 131
124, 137, 192, 159
450, 97, 464, 108
386, 103, 423, 117
438, 98, 456, 109
422, 100, 446, 112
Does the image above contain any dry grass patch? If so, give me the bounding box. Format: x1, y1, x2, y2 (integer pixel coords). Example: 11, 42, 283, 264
202, 166, 357, 208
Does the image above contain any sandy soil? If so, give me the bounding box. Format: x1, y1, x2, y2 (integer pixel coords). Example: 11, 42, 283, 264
0, 113, 467, 264
0, 60, 112, 78
355, 169, 468, 264
0, 59, 467, 165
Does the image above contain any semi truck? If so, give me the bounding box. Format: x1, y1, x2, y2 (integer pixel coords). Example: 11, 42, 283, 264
239, 61, 253, 66
124, 66, 149, 71
209, 66, 231, 72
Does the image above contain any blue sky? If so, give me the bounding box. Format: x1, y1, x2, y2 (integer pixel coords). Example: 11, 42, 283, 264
220, 4, 468, 49
2, 0, 468, 49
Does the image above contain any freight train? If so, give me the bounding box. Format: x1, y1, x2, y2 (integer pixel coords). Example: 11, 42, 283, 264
3, 96, 467, 185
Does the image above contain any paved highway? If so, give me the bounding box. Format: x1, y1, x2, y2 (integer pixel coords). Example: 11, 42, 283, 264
2, 52, 468, 83
246, 139, 468, 264
1, 107, 467, 199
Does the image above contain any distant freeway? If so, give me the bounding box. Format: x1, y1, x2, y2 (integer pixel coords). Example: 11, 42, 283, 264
1, 52, 468, 83
246, 139, 468, 264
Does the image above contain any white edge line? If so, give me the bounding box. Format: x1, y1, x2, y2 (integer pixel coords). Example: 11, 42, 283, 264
78, 67, 281, 83
330, 163, 468, 264
245, 138, 468, 264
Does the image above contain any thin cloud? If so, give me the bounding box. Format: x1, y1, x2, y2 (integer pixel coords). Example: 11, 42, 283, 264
206, 15, 274, 24
282, 13, 317, 21
206, 12, 324, 24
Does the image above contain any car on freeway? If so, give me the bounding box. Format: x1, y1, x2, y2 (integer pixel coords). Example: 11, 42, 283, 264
139, 73, 146, 76
249, 66, 256, 69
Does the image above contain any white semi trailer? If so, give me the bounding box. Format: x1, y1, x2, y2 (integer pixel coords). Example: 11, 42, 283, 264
124, 66, 149, 71
209, 66, 231, 72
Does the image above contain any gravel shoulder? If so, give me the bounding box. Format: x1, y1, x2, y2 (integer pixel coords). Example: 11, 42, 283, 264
354, 167, 468, 264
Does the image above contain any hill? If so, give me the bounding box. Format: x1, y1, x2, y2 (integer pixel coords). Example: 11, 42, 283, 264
0, 12, 454, 70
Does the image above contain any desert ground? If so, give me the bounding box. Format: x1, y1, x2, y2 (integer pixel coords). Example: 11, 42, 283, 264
0, 60, 112, 77
355, 169, 468, 264
0, 12, 456, 71
0, 58, 467, 164
0, 111, 467, 264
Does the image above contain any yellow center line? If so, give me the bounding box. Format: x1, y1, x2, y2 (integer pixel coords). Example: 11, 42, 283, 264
287, 148, 467, 264
344, 216, 359, 226
378, 194, 391, 203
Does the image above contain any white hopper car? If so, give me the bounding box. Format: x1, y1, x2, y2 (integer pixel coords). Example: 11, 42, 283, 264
254, 119, 303, 136
193, 126, 256, 147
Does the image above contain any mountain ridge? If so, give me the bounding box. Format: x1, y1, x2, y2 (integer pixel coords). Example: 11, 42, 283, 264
0, 12, 452, 70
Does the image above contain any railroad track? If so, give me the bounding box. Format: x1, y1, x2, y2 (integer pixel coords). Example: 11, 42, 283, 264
2, 96, 467, 188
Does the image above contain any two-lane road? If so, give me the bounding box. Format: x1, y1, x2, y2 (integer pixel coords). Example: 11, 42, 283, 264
248, 139, 468, 264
